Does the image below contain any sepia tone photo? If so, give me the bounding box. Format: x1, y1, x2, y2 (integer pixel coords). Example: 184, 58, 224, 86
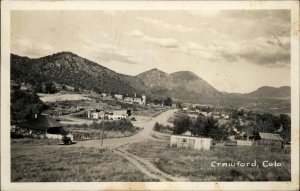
1, 1, 299, 191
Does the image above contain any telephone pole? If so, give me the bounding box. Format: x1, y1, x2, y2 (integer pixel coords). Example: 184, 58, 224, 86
101, 110, 105, 147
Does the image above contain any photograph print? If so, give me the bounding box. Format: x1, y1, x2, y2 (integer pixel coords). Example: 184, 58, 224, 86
2, 1, 299, 190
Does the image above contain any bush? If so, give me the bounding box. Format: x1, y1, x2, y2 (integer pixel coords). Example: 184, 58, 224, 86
153, 122, 172, 134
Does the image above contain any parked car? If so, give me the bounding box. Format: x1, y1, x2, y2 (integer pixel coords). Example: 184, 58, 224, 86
62, 135, 72, 145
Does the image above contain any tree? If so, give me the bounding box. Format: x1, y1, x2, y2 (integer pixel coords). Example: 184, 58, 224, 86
191, 116, 206, 136
163, 97, 172, 106
173, 114, 191, 134
11, 90, 45, 122
44, 81, 56, 94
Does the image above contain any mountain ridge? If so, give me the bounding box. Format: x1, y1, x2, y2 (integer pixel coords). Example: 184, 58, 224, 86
11, 51, 291, 102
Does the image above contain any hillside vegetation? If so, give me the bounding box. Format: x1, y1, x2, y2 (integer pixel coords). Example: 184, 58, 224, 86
11, 52, 146, 95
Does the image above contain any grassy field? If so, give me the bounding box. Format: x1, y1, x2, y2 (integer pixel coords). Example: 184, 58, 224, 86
125, 140, 291, 181
11, 139, 156, 182
38, 93, 91, 102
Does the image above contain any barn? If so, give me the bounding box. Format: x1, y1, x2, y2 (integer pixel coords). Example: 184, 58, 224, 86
19, 114, 72, 140
170, 135, 213, 150
258, 132, 283, 147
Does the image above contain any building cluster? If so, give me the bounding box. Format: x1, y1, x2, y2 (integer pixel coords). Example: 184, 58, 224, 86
101, 92, 146, 105
88, 109, 131, 121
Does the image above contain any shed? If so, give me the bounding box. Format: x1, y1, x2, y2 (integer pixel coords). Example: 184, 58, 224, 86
258, 132, 283, 147
170, 135, 213, 150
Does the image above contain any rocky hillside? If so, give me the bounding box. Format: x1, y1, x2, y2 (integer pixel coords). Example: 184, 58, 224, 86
11, 52, 146, 94
137, 69, 222, 99
244, 86, 291, 98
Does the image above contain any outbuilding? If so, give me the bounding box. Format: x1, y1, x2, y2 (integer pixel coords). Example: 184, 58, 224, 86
170, 135, 213, 150
258, 132, 283, 147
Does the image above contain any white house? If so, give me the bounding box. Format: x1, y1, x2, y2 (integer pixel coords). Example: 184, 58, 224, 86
170, 135, 213, 150
114, 94, 123, 100
108, 110, 127, 120
91, 111, 105, 120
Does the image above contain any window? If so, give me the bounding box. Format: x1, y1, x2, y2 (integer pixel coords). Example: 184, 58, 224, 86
183, 138, 187, 142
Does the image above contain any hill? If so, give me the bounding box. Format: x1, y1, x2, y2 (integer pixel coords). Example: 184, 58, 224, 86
11, 52, 146, 95
137, 69, 222, 101
244, 86, 291, 98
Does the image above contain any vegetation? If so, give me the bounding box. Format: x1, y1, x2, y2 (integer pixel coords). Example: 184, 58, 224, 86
11, 90, 46, 122
11, 53, 145, 95
64, 120, 140, 139
11, 140, 156, 182
173, 114, 228, 140
153, 122, 173, 134
126, 140, 291, 181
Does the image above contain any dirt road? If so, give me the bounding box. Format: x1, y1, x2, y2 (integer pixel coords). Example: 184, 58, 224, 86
73, 109, 177, 149
114, 148, 188, 182
71, 109, 187, 181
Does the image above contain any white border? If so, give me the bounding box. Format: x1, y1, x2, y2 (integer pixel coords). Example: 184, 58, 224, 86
1, 1, 299, 191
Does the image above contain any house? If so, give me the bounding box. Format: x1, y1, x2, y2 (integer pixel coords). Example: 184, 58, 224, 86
170, 135, 213, 150
133, 97, 143, 104
114, 94, 123, 100
124, 94, 146, 105
19, 114, 73, 140
257, 132, 283, 147
91, 111, 105, 120
20, 83, 33, 91
108, 110, 128, 120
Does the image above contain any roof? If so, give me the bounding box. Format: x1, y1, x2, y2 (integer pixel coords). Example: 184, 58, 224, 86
181, 130, 192, 136
259, 132, 283, 141
19, 115, 62, 131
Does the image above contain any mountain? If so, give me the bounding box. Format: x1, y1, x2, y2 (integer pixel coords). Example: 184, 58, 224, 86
137, 68, 222, 100
244, 86, 291, 98
11, 52, 146, 94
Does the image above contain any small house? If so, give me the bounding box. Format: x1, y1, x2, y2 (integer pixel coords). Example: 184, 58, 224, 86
170, 135, 213, 150
108, 110, 128, 120
258, 132, 283, 147
114, 94, 123, 100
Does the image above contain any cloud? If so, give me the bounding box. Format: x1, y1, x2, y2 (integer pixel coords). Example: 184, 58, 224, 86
237, 37, 290, 67
212, 36, 290, 67
126, 30, 144, 37
11, 37, 53, 58
94, 51, 140, 65
126, 30, 179, 48
137, 17, 197, 33
143, 36, 178, 48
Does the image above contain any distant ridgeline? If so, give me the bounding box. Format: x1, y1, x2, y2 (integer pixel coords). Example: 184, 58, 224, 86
11, 52, 146, 95
11, 52, 291, 104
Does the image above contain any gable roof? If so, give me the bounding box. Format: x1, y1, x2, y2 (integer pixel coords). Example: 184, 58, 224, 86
259, 132, 283, 141
181, 130, 192, 136
19, 115, 62, 131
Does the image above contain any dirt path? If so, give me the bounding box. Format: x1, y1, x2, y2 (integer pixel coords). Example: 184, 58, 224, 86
73, 109, 177, 149
70, 109, 186, 181
114, 148, 188, 182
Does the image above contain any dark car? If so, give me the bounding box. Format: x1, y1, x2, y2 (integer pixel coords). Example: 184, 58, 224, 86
62, 136, 72, 145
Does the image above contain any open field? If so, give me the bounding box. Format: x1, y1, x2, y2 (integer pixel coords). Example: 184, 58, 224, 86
125, 140, 291, 181
11, 139, 157, 182
38, 93, 91, 102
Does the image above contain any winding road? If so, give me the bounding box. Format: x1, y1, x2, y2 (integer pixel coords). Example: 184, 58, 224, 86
71, 109, 188, 181
73, 109, 177, 149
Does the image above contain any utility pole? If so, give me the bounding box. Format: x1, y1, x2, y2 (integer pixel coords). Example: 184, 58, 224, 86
101, 110, 105, 147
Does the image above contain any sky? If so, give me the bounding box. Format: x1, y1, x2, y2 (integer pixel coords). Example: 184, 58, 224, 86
11, 10, 291, 93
